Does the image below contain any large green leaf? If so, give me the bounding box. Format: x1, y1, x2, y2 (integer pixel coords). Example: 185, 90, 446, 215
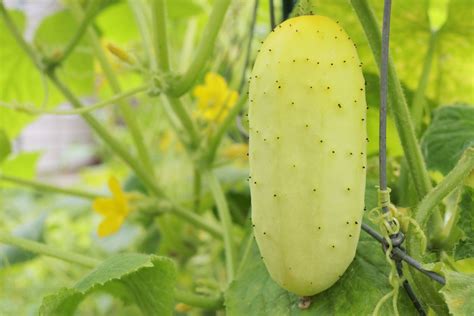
440, 267, 474, 316
0, 129, 11, 163
39, 254, 176, 316
454, 187, 474, 260
226, 233, 416, 315
34, 9, 94, 97
167, 0, 204, 19
0, 11, 52, 138
298, 0, 473, 105
0, 215, 46, 268
421, 105, 474, 174
96, 2, 139, 44
0, 152, 40, 187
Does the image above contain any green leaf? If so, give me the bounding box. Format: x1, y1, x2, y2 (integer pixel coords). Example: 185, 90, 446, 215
297, 0, 474, 105
96, 2, 139, 44
39, 254, 176, 316
226, 233, 416, 315
34, 9, 94, 96
440, 267, 474, 315
0, 215, 46, 268
0, 10, 50, 138
0, 152, 40, 187
0, 129, 11, 163
421, 105, 474, 175
167, 0, 204, 19
454, 187, 474, 260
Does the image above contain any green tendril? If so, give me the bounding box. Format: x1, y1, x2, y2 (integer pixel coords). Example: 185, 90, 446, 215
369, 186, 401, 316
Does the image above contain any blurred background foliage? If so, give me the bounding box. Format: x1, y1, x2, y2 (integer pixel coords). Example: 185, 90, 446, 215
0, 0, 473, 315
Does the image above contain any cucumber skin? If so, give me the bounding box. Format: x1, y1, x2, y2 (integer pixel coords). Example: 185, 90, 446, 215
249, 15, 367, 296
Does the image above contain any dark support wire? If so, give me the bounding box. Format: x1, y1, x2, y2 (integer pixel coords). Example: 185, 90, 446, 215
361, 224, 446, 285
282, 0, 295, 20
236, 0, 259, 139
396, 261, 427, 316
378, 1, 429, 314
379, 0, 391, 214
269, 0, 276, 29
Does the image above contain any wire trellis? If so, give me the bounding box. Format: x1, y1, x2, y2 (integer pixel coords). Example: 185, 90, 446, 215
237, 1, 447, 315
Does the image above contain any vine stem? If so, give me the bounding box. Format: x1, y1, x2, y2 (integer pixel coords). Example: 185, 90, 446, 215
0, 3, 163, 197
349, 0, 440, 215
204, 171, 235, 284
349, 1, 447, 314
379, 0, 391, 213
70, 2, 156, 177
165, 96, 200, 148
0, 174, 102, 199
411, 31, 438, 135
0, 233, 223, 310
171, 204, 224, 239
1, 84, 148, 115
415, 147, 474, 231
0, 232, 100, 268
174, 289, 223, 310
351, 0, 444, 242
127, 0, 156, 70
49, 73, 163, 197
168, 0, 231, 96
0, 3, 226, 241
150, 0, 200, 148
205, 92, 248, 165
53, 0, 103, 67
151, 0, 171, 72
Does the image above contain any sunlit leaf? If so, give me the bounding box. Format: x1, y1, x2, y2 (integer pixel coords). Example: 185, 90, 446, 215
0, 152, 40, 187
0, 129, 11, 163
421, 105, 474, 174
440, 267, 474, 316
34, 9, 94, 97
39, 254, 176, 316
0, 215, 47, 268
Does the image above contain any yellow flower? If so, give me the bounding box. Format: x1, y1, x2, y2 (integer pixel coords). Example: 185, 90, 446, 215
222, 143, 249, 162
193, 72, 238, 123
92, 176, 135, 237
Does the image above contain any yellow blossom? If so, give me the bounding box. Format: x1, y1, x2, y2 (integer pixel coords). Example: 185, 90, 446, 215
222, 143, 249, 162
175, 303, 192, 313
193, 72, 238, 123
92, 176, 135, 237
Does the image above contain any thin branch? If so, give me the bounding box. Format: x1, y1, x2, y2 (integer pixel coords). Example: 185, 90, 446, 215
52, 0, 103, 67
206, 92, 248, 165
379, 0, 391, 213
0, 232, 99, 268
1, 84, 149, 116
151, 0, 171, 72
361, 223, 445, 285
168, 0, 231, 96
0, 174, 102, 199
416, 147, 474, 230
205, 171, 235, 283
174, 289, 224, 310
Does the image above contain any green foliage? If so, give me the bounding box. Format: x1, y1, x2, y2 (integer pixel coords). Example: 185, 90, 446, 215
454, 187, 474, 259
298, 0, 474, 105
440, 267, 474, 316
0, 10, 42, 138
0, 152, 40, 187
1, 0, 473, 314
421, 105, 474, 174
0, 215, 46, 267
34, 10, 94, 95
0, 130, 11, 163
39, 254, 176, 316
96, 2, 139, 44
226, 233, 416, 315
